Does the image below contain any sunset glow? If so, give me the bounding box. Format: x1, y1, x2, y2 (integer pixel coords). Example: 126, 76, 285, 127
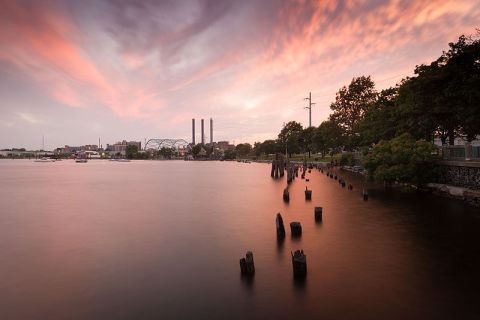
0, 0, 479, 148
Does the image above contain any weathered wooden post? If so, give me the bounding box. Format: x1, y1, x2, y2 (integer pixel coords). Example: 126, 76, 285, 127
363, 188, 369, 201
305, 187, 312, 200
283, 187, 290, 202
290, 222, 302, 236
291, 250, 307, 278
314, 207, 322, 222
276, 213, 286, 238
239, 251, 255, 276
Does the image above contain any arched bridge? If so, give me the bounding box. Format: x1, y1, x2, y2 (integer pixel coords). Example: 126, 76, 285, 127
144, 139, 191, 151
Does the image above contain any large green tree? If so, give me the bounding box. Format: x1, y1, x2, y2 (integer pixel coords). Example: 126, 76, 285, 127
278, 121, 303, 156
329, 76, 377, 149
235, 143, 252, 157
299, 126, 316, 157
313, 120, 344, 156
358, 87, 399, 146
441, 34, 480, 141
396, 34, 480, 144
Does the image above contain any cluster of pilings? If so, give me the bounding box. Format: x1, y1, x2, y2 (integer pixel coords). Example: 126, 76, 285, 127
325, 169, 369, 201
271, 153, 285, 178
243, 162, 328, 279
239, 251, 255, 276
240, 162, 373, 280
287, 163, 297, 184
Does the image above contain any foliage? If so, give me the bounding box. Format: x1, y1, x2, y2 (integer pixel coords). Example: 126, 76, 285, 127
253, 140, 279, 157
299, 126, 316, 156
329, 76, 377, 149
224, 149, 237, 160
395, 34, 480, 144
313, 120, 344, 156
278, 121, 303, 156
125, 145, 138, 159
357, 87, 399, 146
191, 144, 203, 157
364, 133, 438, 185
235, 143, 252, 157
157, 147, 174, 159
339, 152, 355, 166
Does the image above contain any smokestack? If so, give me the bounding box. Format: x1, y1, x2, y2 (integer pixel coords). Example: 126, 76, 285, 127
192, 119, 196, 145
201, 119, 205, 144
210, 118, 213, 145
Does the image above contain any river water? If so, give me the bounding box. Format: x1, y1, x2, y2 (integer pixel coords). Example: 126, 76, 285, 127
0, 160, 479, 319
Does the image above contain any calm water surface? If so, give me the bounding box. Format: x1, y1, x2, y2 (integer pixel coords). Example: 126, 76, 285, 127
1, 160, 479, 319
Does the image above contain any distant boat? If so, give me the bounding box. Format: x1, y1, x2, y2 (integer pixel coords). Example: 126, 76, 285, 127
75, 158, 88, 163
34, 157, 55, 163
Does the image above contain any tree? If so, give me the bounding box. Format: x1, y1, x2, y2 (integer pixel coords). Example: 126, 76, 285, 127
253, 142, 262, 157
299, 126, 316, 157
125, 145, 138, 159
224, 149, 237, 160
358, 87, 399, 146
441, 34, 480, 141
313, 120, 344, 157
235, 143, 252, 157
262, 140, 278, 155
364, 133, 438, 186
158, 147, 174, 159
278, 121, 303, 156
329, 76, 377, 149
191, 144, 203, 157
395, 33, 480, 144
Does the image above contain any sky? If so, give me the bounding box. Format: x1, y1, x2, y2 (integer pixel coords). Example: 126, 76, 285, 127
0, 0, 479, 150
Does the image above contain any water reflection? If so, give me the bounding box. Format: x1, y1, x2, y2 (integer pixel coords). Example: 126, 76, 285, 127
1, 160, 479, 319
276, 235, 285, 251
292, 276, 307, 293
240, 274, 255, 292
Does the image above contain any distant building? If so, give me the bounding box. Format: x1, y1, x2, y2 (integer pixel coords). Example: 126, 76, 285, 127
106, 140, 142, 156
216, 141, 235, 151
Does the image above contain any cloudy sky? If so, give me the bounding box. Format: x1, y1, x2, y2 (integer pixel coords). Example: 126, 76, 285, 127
0, 0, 479, 150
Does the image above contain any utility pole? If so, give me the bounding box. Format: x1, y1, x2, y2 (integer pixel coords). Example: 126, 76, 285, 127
304, 92, 316, 128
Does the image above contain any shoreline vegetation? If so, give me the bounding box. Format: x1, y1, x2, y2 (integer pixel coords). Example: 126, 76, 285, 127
226, 32, 480, 189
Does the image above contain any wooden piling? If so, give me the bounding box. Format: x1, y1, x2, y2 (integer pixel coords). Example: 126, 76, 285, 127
305, 187, 312, 200
290, 222, 302, 236
240, 251, 255, 276
291, 250, 307, 278
363, 189, 369, 201
276, 213, 286, 238
314, 207, 322, 222
283, 187, 290, 202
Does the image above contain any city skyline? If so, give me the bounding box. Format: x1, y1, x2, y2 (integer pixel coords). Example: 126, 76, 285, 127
1, 0, 479, 150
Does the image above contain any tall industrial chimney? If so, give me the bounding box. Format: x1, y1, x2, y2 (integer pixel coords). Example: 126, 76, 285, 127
210, 118, 213, 145
201, 119, 205, 144
192, 119, 196, 145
